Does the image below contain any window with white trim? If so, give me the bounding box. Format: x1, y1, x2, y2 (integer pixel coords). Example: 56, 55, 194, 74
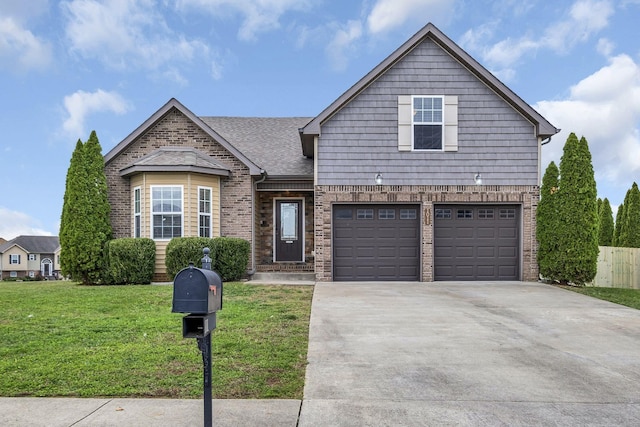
398, 95, 458, 152
9, 254, 20, 264
151, 186, 183, 239
134, 187, 141, 238
413, 96, 443, 150
198, 187, 212, 238
28, 254, 37, 261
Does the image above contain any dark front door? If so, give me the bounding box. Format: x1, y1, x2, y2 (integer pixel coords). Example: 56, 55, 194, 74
275, 200, 303, 262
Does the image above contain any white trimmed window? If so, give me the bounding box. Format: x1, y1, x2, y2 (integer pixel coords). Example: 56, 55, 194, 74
133, 186, 141, 238
151, 186, 183, 240
28, 254, 37, 261
398, 95, 458, 152
9, 254, 20, 264
198, 186, 212, 238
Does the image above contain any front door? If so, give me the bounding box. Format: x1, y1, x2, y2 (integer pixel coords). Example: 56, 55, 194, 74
275, 200, 303, 262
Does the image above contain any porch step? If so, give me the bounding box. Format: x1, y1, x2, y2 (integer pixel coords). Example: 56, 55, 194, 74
249, 272, 315, 284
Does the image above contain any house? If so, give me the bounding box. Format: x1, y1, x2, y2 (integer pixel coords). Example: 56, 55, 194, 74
0, 235, 61, 280
104, 23, 559, 282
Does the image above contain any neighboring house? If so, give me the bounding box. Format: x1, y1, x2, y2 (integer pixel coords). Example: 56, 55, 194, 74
104, 23, 559, 282
0, 235, 61, 280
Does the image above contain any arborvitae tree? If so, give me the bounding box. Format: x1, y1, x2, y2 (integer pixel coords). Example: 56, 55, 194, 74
617, 189, 632, 247
597, 198, 614, 246
59, 131, 112, 284
556, 134, 599, 285
537, 161, 560, 281
613, 201, 625, 246
622, 183, 640, 247
60, 139, 85, 280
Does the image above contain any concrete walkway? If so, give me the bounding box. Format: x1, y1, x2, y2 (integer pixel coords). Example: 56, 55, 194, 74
2, 281, 640, 426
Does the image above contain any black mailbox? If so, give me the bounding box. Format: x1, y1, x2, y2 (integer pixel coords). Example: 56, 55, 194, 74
172, 264, 223, 314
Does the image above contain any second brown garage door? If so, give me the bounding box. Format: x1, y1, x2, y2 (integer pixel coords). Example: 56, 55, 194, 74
434, 205, 520, 281
333, 204, 420, 281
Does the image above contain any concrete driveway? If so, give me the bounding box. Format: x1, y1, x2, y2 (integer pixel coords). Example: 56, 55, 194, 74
299, 281, 640, 426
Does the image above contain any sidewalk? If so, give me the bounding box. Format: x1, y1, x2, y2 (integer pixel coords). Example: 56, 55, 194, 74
0, 397, 301, 427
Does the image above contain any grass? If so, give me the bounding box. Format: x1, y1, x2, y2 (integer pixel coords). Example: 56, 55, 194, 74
0, 281, 313, 399
559, 285, 640, 310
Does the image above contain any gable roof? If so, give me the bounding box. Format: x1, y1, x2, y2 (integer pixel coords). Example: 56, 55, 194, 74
104, 98, 263, 176
299, 22, 560, 157
200, 117, 314, 178
119, 147, 231, 177
0, 235, 59, 254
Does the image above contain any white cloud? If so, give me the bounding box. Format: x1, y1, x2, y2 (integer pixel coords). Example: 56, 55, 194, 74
596, 38, 615, 57
176, 0, 313, 41
326, 20, 363, 71
62, 0, 211, 80
0, 207, 53, 240
536, 54, 640, 192
62, 89, 131, 139
466, 0, 614, 78
0, 16, 52, 71
367, 0, 454, 34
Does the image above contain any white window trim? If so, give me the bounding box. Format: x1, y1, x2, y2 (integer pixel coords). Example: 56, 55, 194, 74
133, 186, 142, 238
411, 95, 445, 152
398, 95, 458, 152
9, 254, 20, 264
198, 186, 213, 238
150, 185, 184, 241
28, 254, 37, 261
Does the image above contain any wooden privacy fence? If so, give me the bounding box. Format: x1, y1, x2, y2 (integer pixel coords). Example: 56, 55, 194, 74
590, 246, 640, 289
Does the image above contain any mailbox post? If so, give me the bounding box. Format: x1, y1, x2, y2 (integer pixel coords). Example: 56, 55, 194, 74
172, 248, 222, 427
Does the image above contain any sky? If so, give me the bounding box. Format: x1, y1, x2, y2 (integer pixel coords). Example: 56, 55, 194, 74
1, 0, 639, 239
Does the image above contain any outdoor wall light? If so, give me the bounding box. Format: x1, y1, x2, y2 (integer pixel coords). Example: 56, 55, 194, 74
474, 172, 483, 185
375, 172, 383, 185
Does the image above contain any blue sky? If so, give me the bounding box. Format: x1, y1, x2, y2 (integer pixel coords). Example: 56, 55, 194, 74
1, 0, 639, 239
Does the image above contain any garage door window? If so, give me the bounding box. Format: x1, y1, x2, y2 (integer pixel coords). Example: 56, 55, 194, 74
478, 209, 494, 219
500, 208, 516, 219
400, 209, 417, 219
435, 208, 452, 219
379, 209, 395, 219
457, 209, 473, 219
335, 208, 353, 219
357, 209, 373, 219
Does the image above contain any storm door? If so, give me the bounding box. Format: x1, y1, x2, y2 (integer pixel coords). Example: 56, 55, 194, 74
275, 200, 303, 262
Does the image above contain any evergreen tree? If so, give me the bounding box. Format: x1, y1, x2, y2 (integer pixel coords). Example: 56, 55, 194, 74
59, 131, 112, 284
622, 183, 640, 247
597, 198, 614, 246
537, 161, 560, 281
556, 134, 599, 285
617, 189, 632, 247
613, 201, 625, 246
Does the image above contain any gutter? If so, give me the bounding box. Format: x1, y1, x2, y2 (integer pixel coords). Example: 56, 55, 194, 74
247, 169, 268, 278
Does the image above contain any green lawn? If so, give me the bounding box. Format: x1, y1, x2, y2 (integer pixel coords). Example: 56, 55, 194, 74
562, 286, 640, 310
0, 281, 313, 399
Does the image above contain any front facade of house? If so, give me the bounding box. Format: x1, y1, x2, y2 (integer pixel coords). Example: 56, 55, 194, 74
0, 236, 61, 280
103, 23, 558, 282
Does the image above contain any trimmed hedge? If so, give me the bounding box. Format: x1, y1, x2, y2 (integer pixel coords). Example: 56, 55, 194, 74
106, 238, 156, 285
165, 237, 216, 279
165, 237, 250, 281
211, 237, 250, 282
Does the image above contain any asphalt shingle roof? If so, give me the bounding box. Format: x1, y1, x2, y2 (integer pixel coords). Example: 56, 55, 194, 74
120, 147, 232, 177
0, 235, 59, 254
200, 117, 314, 177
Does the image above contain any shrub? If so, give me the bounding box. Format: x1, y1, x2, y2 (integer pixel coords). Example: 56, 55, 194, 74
211, 237, 250, 281
106, 238, 156, 285
165, 237, 216, 279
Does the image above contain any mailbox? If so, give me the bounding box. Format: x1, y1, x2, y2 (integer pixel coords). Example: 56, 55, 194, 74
172, 264, 223, 314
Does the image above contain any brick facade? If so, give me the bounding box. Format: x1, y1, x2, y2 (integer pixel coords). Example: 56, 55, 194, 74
314, 184, 539, 282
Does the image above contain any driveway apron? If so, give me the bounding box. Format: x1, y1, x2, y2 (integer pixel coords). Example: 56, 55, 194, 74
299, 281, 640, 426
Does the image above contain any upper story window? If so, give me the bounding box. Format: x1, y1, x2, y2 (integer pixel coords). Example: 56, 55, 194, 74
133, 187, 141, 238
413, 96, 443, 150
9, 254, 21, 264
151, 186, 182, 240
199, 187, 212, 237
28, 254, 37, 261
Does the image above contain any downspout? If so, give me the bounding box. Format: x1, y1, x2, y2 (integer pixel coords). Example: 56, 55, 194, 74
541, 136, 553, 146
247, 169, 268, 278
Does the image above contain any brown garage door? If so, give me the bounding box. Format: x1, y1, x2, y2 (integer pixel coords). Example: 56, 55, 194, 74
333, 204, 420, 281
434, 205, 519, 281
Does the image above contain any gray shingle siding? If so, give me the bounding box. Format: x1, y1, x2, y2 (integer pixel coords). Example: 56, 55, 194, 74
317, 37, 539, 186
